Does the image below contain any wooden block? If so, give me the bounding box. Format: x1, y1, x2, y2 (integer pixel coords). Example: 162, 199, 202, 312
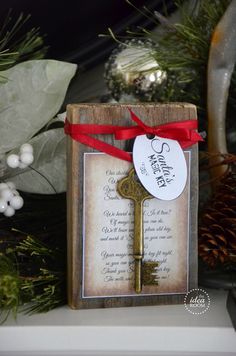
66, 103, 198, 309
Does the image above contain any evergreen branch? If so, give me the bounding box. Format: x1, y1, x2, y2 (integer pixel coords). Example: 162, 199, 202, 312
0, 254, 21, 321
0, 10, 47, 72
17, 236, 55, 258
0, 230, 66, 322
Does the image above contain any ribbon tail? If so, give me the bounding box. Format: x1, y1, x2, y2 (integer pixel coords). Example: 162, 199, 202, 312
191, 130, 204, 142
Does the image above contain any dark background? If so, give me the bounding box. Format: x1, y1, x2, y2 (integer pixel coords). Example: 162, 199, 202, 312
0, 0, 175, 68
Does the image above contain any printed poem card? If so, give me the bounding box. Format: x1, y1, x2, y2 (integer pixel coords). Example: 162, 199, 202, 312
83, 152, 190, 298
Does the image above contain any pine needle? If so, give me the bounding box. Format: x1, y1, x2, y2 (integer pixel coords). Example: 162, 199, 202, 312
0, 10, 47, 72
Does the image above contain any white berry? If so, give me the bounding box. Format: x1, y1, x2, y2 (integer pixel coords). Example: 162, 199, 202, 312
20, 152, 34, 165
20, 143, 33, 154
4, 206, 15, 217
1, 188, 13, 202
0, 199, 7, 213
0, 183, 8, 191
12, 189, 19, 196
6, 181, 16, 190
10, 195, 24, 210
18, 162, 28, 169
6, 154, 20, 168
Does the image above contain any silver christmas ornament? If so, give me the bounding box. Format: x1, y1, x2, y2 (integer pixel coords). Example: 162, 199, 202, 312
105, 40, 167, 102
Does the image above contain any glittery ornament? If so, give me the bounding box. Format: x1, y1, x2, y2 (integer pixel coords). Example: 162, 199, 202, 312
104, 40, 167, 102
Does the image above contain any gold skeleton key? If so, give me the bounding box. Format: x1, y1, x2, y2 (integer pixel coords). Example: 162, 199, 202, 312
117, 168, 159, 293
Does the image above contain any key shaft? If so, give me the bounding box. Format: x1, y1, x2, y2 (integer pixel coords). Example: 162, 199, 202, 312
117, 168, 153, 293
133, 200, 144, 293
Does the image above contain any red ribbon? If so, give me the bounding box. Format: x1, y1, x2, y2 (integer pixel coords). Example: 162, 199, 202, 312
64, 109, 203, 162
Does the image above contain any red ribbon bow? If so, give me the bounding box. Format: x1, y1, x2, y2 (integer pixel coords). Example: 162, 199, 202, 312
64, 109, 203, 162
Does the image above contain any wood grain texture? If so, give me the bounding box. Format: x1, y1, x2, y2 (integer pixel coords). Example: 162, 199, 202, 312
66, 103, 198, 309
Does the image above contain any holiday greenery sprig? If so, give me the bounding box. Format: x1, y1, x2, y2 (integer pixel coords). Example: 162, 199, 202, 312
150, 0, 230, 111
0, 10, 47, 73
0, 230, 66, 322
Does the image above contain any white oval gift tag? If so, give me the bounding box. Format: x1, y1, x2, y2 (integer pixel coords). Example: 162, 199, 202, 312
133, 135, 187, 200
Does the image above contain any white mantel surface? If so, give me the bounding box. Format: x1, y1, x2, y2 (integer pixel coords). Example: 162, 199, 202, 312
0, 289, 235, 356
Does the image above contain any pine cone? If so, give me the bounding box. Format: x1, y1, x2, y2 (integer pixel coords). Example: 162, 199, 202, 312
199, 169, 236, 268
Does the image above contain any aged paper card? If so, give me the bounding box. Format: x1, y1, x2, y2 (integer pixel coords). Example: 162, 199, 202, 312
83, 152, 190, 298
